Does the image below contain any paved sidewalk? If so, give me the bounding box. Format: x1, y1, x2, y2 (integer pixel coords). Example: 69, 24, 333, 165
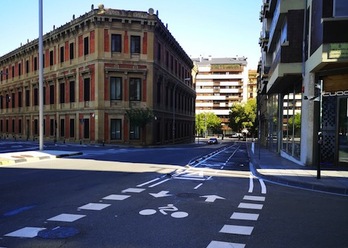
248, 143, 348, 196
0, 150, 82, 165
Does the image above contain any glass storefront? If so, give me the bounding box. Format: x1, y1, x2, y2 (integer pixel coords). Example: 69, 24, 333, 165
338, 97, 348, 164
266, 94, 278, 152
282, 92, 302, 159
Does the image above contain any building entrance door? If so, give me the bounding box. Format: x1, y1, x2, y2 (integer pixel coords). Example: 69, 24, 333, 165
338, 97, 348, 165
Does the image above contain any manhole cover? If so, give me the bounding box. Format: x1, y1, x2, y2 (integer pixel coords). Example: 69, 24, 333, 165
38, 226, 79, 239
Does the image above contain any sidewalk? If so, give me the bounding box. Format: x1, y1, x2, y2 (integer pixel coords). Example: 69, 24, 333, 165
248, 143, 348, 196
0, 150, 82, 165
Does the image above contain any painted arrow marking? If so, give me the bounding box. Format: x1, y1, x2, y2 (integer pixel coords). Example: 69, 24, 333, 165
200, 195, 225, 202
149, 191, 172, 198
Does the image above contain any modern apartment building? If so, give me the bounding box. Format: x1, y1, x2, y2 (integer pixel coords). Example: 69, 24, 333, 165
192, 56, 249, 135
0, 5, 196, 145
258, 0, 348, 167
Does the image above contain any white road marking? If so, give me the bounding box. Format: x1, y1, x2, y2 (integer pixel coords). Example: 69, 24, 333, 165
78, 203, 110, 211
148, 178, 170, 188
200, 195, 225, 203
103, 194, 131, 201
194, 183, 203, 189
122, 188, 145, 193
219, 224, 254, 235
47, 213, 85, 222
243, 195, 266, 202
230, 212, 259, 221
137, 178, 160, 187
238, 202, 263, 210
5, 227, 46, 238
207, 240, 245, 248
259, 178, 267, 194
149, 191, 172, 198
248, 174, 254, 193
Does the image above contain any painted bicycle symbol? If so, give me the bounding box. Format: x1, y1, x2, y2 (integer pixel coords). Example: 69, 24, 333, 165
139, 204, 188, 219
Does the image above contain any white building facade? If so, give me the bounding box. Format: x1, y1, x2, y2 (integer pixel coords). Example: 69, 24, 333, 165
193, 57, 249, 135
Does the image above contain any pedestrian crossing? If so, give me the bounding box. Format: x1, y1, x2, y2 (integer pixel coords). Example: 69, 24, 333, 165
208, 177, 266, 248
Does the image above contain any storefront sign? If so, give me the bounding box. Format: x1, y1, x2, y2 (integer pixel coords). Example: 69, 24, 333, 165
328, 43, 348, 59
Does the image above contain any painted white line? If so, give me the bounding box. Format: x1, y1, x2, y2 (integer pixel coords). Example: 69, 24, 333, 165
5, 227, 46, 238
78, 203, 111, 211
47, 213, 85, 222
122, 188, 145, 193
173, 177, 206, 181
248, 174, 254, 193
219, 224, 254, 235
194, 183, 203, 190
137, 178, 160, 187
238, 202, 263, 210
148, 178, 170, 188
207, 240, 245, 248
243, 195, 266, 202
231, 212, 259, 221
259, 178, 267, 194
103, 194, 131, 201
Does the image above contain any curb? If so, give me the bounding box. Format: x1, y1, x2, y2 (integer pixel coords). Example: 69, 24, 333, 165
249, 159, 348, 196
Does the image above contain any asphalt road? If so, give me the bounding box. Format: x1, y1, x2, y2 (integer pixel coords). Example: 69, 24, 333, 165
0, 140, 347, 247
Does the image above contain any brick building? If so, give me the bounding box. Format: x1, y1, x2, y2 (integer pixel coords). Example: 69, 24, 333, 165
0, 5, 196, 145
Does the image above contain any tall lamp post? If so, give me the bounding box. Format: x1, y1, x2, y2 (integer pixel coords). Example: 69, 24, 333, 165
172, 78, 190, 144
38, 0, 44, 150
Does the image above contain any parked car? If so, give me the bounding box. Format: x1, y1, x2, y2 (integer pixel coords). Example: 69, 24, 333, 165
231, 132, 243, 138
207, 137, 218, 144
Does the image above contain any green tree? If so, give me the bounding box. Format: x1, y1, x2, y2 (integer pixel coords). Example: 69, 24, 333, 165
288, 113, 301, 135
125, 107, 154, 145
195, 112, 221, 137
228, 99, 257, 136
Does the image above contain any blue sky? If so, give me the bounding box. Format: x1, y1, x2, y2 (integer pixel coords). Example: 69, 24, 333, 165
0, 0, 261, 69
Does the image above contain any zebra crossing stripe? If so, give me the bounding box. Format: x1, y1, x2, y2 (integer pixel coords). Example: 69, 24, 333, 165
243, 195, 265, 201
219, 224, 254, 235
238, 202, 263, 210
47, 213, 85, 222
231, 212, 259, 221
207, 240, 246, 248
5, 227, 46, 238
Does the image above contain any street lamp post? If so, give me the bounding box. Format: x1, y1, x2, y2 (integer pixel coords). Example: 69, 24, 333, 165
172, 78, 190, 144
38, 0, 44, 151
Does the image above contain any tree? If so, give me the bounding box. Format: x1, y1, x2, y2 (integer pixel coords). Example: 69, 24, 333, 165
125, 107, 154, 144
287, 113, 301, 135
228, 99, 257, 136
196, 112, 221, 137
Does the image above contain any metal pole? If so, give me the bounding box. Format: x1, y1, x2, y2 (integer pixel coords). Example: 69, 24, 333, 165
39, 0, 44, 150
